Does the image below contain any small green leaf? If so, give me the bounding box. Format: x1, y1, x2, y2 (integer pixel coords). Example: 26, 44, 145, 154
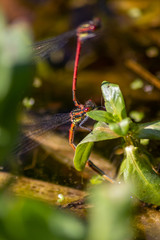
90, 175, 104, 185
74, 142, 94, 171
129, 111, 144, 122
87, 110, 115, 123
109, 118, 131, 136
130, 78, 144, 90
133, 121, 160, 140
101, 81, 127, 121
140, 139, 149, 145
120, 145, 160, 205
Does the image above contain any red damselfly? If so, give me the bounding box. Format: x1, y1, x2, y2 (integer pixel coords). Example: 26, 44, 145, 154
33, 18, 101, 107
29, 18, 114, 182
14, 100, 114, 183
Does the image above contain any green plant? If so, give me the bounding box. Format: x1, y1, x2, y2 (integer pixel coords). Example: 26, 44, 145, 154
74, 81, 160, 205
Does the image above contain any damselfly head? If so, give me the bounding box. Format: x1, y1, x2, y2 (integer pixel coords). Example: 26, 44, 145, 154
84, 99, 96, 112
92, 17, 101, 30
77, 18, 101, 41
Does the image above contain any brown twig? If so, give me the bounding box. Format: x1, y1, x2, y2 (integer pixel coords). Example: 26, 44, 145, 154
125, 59, 160, 90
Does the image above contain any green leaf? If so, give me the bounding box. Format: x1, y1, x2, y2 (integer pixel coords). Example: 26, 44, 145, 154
129, 110, 144, 122
109, 118, 131, 136
74, 122, 120, 171
90, 175, 104, 185
87, 110, 115, 123
80, 122, 120, 144
133, 121, 160, 140
74, 142, 94, 171
130, 78, 144, 90
101, 81, 127, 121
140, 139, 149, 145
120, 145, 160, 205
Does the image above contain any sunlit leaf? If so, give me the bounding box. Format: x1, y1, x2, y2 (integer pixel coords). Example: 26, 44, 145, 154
101, 81, 127, 121
80, 122, 120, 144
119, 145, 160, 205
87, 110, 115, 123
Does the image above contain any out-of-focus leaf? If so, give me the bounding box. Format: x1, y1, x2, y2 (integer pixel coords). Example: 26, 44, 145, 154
140, 139, 149, 145
129, 111, 144, 122
0, 194, 86, 240
120, 145, 160, 205
0, 12, 34, 162
133, 121, 160, 140
130, 78, 144, 90
109, 118, 131, 136
87, 110, 115, 123
101, 81, 127, 121
87, 184, 132, 240
90, 175, 104, 185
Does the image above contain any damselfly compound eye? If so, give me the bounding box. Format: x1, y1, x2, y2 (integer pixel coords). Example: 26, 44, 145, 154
84, 107, 90, 112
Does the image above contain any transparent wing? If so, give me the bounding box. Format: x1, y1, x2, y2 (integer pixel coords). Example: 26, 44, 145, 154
13, 112, 71, 156
33, 30, 76, 59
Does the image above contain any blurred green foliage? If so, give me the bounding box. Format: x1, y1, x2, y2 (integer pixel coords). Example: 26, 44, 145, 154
87, 184, 132, 240
0, 192, 86, 240
129, 111, 144, 122
0, 183, 132, 240
0, 10, 34, 163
